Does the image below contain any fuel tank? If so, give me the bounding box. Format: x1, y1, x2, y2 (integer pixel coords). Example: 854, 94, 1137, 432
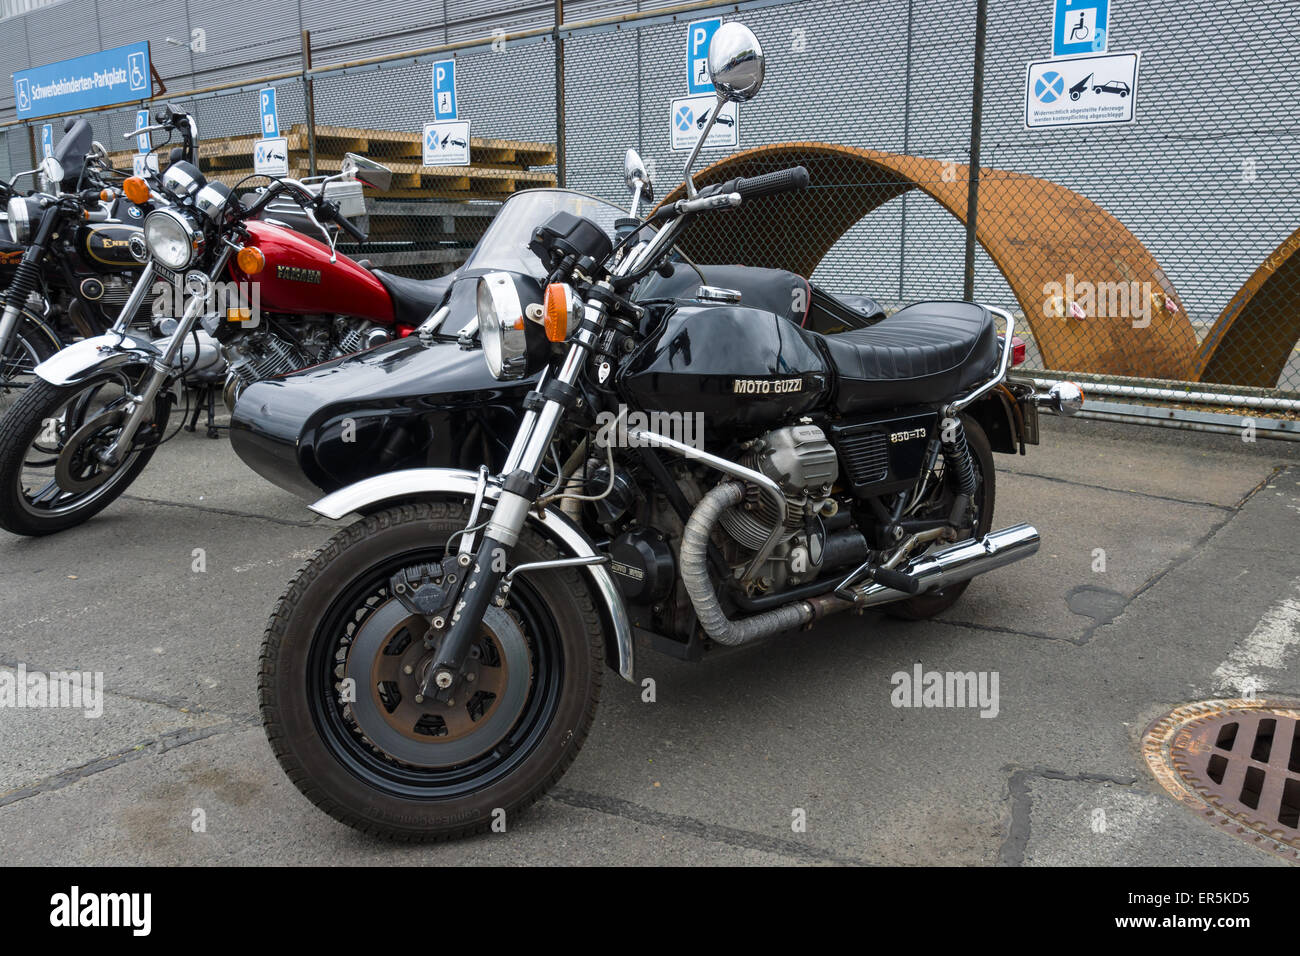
76, 222, 145, 272
618, 302, 831, 436
231, 220, 396, 325
230, 334, 538, 499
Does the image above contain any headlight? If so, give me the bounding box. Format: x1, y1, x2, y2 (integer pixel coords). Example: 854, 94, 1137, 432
476, 272, 529, 380
144, 208, 201, 271
7, 196, 31, 243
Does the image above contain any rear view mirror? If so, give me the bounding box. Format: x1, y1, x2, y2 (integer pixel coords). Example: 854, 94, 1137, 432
341, 153, 393, 192
40, 155, 65, 184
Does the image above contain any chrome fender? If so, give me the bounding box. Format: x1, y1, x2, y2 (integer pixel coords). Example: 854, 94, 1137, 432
36, 333, 160, 387
311, 467, 635, 683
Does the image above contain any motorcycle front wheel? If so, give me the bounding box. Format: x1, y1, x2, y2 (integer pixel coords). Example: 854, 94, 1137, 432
0, 371, 164, 536
0, 315, 60, 405
260, 501, 605, 842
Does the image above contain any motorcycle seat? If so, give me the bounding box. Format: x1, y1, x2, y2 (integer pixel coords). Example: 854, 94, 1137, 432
818, 300, 999, 413
372, 270, 453, 327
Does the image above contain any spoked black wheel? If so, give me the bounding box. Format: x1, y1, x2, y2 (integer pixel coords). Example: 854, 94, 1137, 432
260, 502, 604, 841
0, 370, 163, 536
885, 414, 995, 620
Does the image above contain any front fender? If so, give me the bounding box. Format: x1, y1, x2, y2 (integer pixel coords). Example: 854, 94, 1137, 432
36, 333, 159, 387
311, 467, 635, 683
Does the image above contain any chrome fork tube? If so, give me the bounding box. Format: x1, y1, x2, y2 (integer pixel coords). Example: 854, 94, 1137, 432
109, 260, 156, 334
101, 251, 229, 463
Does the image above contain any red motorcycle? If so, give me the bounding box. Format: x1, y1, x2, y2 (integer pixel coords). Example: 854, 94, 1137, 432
0, 150, 445, 535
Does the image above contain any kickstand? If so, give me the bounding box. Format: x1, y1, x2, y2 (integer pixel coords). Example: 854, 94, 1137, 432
183, 386, 227, 439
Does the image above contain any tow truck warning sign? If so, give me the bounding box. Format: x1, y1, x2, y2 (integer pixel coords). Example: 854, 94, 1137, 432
1025, 51, 1140, 129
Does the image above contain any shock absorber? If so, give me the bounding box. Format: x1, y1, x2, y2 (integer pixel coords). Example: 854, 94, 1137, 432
940, 413, 978, 526
0, 256, 42, 357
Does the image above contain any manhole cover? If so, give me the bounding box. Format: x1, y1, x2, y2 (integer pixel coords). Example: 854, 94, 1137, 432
1143, 699, 1300, 862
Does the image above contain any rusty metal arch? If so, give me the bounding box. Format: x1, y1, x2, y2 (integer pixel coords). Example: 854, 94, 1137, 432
1195, 225, 1300, 388
661, 142, 1199, 379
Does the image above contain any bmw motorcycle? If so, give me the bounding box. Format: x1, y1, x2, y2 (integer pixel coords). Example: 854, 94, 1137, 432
0, 146, 407, 536
257, 22, 1084, 841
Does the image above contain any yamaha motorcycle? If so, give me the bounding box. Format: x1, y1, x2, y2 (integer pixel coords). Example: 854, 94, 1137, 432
257, 22, 1083, 841
0, 146, 406, 536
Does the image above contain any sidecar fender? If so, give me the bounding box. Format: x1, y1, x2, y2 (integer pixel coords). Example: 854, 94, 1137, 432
311, 467, 635, 683
36, 333, 159, 387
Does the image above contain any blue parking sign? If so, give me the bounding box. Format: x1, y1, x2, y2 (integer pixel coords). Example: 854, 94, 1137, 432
40, 124, 53, 159
686, 17, 721, 94
135, 109, 151, 154
432, 60, 457, 121
260, 87, 279, 138
1054, 0, 1109, 57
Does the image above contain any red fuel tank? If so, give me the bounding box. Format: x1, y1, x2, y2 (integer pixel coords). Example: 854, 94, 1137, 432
231, 220, 396, 325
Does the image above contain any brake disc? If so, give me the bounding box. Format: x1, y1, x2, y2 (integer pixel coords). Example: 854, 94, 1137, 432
53, 409, 127, 494
345, 598, 532, 768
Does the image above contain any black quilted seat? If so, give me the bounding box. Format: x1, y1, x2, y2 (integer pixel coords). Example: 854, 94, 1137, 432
818, 301, 999, 413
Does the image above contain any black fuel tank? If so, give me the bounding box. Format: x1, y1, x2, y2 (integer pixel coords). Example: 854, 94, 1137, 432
77, 222, 144, 271
618, 303, 830, 436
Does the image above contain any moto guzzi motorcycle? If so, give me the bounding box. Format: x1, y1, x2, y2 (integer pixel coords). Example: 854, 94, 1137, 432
257, 22, 1084, 841
0, 147, 412, 536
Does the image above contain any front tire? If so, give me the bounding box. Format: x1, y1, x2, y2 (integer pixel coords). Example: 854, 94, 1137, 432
0, 373, 162, 536
260, 501, 604, 841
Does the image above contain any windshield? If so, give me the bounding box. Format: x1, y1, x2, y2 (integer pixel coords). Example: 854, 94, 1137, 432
464, 189, 625, 278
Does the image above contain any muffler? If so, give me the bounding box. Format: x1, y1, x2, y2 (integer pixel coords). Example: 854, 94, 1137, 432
839, 523, 1040, 610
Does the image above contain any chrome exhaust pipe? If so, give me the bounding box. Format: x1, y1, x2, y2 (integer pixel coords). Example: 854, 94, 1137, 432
848, 523, 1040, 608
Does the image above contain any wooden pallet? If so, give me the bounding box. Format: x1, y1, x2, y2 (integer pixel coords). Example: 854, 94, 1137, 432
107, 122, 556, 200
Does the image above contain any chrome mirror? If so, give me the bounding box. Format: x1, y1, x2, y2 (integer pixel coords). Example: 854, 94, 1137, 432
39, 155, 65, 184
708, 22, 765, 102
342, 152, 393, 192
624, 148, 653, 217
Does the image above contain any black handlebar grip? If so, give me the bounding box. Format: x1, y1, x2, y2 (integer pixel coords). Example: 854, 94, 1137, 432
733, 165, 810, 200
321, 201, 366, 243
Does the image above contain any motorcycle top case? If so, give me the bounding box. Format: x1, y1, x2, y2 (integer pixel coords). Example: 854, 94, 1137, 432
618, 301, 831, 436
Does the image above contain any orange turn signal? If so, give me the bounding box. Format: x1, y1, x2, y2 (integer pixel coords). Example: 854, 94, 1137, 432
236, 246, 266, 275
543, 283, 578, 343
123, 177, 149, 205
99, 188, 114, 201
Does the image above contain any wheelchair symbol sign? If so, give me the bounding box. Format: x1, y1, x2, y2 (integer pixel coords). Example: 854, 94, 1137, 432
1053, 0, 1109, 57
128, 51, 147, 91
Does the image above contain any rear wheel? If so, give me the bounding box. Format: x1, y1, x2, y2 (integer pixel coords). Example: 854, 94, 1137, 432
0, 370, 164, 536
885, 414, 995, 620
260, 501, 605, 841
0, 315, 59, 407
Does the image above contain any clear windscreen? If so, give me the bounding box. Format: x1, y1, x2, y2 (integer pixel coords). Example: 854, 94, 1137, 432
463, 189, 625, 279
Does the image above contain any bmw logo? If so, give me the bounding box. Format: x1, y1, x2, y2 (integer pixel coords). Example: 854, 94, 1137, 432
126, 204, 142, 219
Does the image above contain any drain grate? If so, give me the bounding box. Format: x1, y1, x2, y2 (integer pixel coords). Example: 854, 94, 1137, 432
1143, 699, 1300, 863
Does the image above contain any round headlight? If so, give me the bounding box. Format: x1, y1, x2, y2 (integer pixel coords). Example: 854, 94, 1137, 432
476, 272, 529, 380
7, 196, 31, 243
144, 208, 200, 271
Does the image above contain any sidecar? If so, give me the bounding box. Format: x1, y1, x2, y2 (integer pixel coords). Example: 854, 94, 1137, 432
230, 261, 887, 499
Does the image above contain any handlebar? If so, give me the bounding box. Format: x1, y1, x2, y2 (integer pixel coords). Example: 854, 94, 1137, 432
729, 165, 810, 200
318, 200, 366, 242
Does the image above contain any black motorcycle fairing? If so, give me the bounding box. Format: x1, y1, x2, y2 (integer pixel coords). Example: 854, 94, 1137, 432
819, 301, 998, 414
617, 301, 830, 435
229, 334, 538, 499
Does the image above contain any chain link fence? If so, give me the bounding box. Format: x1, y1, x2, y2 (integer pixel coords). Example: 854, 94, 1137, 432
2, 0, 1296, 399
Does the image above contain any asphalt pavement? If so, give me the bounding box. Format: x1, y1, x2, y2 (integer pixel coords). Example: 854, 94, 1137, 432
1, 410, 1298, 865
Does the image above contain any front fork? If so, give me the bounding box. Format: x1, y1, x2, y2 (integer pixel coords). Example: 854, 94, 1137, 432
419, 311, 600, 698
97, 254, 228, 465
